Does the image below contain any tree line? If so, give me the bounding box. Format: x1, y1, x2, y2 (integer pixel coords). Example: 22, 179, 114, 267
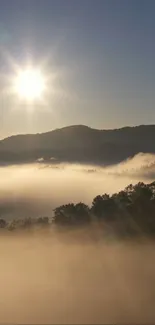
1, 181, 155, 237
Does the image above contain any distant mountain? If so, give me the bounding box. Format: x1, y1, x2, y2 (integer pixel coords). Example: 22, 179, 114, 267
0, 124, 155, 165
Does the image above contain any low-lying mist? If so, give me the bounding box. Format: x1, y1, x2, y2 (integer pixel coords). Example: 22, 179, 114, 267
0, 152, 155, 219
0, 231, 155, 324
1, 153, 155, 323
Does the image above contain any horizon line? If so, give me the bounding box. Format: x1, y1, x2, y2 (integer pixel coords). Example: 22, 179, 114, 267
1, 123, 155, 141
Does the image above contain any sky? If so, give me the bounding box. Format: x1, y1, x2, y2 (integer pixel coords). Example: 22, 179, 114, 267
0, 0, 155, 138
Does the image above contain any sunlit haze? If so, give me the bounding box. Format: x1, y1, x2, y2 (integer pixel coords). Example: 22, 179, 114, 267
13, 68, 46, 101
0, 0, 155, 137
0, 1, 155, 324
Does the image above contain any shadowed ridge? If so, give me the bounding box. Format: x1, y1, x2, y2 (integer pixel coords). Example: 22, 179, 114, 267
0, 124, 155, 165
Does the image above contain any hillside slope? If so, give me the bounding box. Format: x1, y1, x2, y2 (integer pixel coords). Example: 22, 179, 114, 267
0, 124, 155, 165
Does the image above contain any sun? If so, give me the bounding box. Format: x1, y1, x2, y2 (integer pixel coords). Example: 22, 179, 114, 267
14, 68, 46, 101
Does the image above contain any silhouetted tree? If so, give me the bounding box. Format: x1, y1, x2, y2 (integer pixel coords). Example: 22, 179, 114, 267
8, 219, 17, 231
74, 203, 91, 224
37, 216, 49, 226
2, 181, 155, 237
112, 190, 131, 209
53, 203, 75, 226
0, 218, 7, 228
91, 194, 116, 221
53, 203, 90, 226
21, 217, 34, 229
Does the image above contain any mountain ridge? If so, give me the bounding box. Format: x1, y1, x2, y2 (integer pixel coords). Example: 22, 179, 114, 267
0, 124, 155, 165
2, 123, 155, 141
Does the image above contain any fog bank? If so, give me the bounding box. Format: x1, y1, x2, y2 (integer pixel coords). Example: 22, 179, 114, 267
0, 232, 155, 324
0, 152, 155, 219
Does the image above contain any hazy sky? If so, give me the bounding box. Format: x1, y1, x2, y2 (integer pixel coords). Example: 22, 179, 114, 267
0, 0, 155, 137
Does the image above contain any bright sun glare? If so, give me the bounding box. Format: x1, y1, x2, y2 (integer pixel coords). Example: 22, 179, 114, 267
14, 68, 46, 101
